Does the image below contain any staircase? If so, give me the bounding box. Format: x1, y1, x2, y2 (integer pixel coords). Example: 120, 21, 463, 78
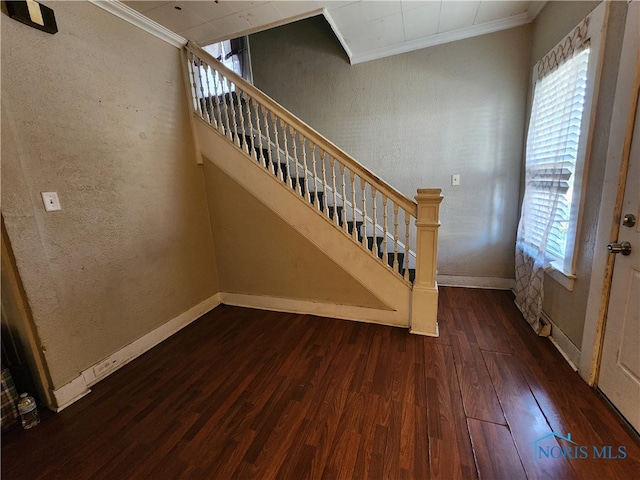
237, 128, 417, 282
182, 42, 443, 336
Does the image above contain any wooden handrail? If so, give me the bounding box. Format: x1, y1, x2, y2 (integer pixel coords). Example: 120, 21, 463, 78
186, 42, 418, 217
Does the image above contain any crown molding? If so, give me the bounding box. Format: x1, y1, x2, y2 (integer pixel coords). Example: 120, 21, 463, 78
349, 13, 531, 65
88, 0, 187, 48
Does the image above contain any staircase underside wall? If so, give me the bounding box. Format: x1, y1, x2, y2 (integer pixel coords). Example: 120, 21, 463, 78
200, 124, 412, 327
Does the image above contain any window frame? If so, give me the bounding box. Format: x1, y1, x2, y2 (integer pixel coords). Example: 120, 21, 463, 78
526, 1, 607, 291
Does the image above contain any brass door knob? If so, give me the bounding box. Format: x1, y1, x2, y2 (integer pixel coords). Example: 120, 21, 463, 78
607, 241, 632, 256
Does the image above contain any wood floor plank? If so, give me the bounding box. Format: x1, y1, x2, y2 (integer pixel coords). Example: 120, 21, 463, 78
276, 440, 315, 480
425, 343, 478, 479
467, 418, 527, 480
450, 329, 506, 425
352, 393, 382, 479
413, 402, 431, 479
483, 350, 579, 480
3, 291, 640, 480
514, 352, 640, 479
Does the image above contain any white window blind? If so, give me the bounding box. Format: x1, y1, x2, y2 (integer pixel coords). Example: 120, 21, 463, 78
520, 46, 591, 263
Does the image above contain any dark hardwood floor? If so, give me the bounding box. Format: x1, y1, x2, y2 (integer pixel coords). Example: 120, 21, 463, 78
2, 287, 639, 479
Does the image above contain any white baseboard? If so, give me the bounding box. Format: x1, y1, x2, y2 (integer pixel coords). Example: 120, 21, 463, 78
52, 293, 222, 412
221, 292, 408, 328
437, 275, 515, 290
81, 293, 222, 387
51, 375, 91, 412
542, 312, 581, 371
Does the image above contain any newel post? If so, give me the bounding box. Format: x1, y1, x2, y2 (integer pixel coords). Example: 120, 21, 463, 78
410, 188, 443, 336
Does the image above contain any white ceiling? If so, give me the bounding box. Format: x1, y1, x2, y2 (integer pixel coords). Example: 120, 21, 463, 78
123, 1, 547, 64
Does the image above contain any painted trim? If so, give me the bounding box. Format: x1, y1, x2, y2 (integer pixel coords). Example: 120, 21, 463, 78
410, 323, 439, 338
547, 260, 576, 291
221, 292, 406, 328
581, 0, 640, 384
81, 293, 222, 388
543, 312, 581, 370
349, 14, 531, 65
51, 376, 91, 413
88, 0, 187, 48
437, 275, 515, 290
322, 9, 354, 62
52, 293, 222, 412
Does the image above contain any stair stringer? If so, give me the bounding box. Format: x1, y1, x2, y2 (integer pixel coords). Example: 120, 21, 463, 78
197, 120, 411, 327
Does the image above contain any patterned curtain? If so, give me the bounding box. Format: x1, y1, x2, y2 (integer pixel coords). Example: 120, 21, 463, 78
515, 17, 590, 336
515, 244, 546, 335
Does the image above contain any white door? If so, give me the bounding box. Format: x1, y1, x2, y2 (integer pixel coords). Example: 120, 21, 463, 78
597, 3, 640, 431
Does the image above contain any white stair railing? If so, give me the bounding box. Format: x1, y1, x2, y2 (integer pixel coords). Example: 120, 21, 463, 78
183, 42, 443, 334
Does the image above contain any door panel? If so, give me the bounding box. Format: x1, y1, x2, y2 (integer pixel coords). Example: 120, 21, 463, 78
598, 21, 640, 430
617, 270, 639, 383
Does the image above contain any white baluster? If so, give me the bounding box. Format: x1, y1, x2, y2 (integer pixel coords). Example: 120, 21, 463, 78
393, 203, 399, 272
210, 67, 224, 134
339, 164, 347, 233
371, 187, 378, 257
252, 99, 265, 165
187, 54, 200, 115
383, 195, 389, 268
195, 58, 207, 121
291, 129, 300, 193
219, 75, 232, 141
262, 108, 274, 172
329, 157, 338, 225
243, 94, 257, 161
273, 114, 282, 177
321, 148, 328, 216
236, 90, 248, 155
202, 63, 214, 126
404, 212, 410, 281
350, 171, 357, 241
310, 141, 319, 210
301, 136, 310, 201
227, 81, 240, 148
247, 97, 260, 162
272, 114, 285, 182
280, 119, 291, 187
361, 181, 367, 248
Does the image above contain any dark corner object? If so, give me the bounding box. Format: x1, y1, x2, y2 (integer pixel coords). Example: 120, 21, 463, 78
5, 0, 57, 34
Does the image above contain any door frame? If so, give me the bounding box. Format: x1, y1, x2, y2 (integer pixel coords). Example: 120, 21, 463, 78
1, 216, 55, 407
580, 0, 640, 386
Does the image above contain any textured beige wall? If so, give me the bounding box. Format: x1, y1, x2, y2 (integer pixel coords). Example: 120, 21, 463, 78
1, 2, 219, 388
202, 160, 389, 309
533, 1, 629, 347
249, 17, 531, 281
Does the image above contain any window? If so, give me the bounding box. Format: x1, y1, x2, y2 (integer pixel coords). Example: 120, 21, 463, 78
196, 37, 252, 97
522, 46, 590, 262
517, 3, 606, 290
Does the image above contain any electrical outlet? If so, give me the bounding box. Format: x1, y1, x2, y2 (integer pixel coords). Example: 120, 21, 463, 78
451, 174, 461, 186
93, 358, 118, 378
41, 192, 61, 211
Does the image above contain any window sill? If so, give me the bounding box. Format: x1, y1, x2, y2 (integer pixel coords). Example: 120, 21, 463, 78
547, 260, 576, 291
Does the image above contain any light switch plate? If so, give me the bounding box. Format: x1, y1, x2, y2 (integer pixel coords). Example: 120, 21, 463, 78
451, 174, 461, 186
41, 192, 61, 211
